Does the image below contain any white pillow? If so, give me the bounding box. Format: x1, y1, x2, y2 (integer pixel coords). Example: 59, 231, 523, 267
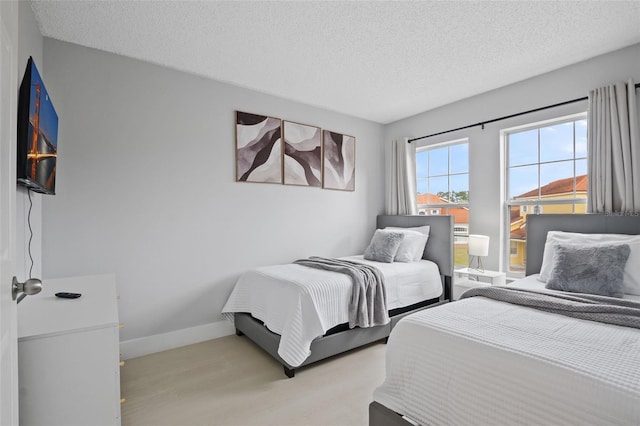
385, 226, 430, 262
387, 225, 430, 237
538, 231, 640, 296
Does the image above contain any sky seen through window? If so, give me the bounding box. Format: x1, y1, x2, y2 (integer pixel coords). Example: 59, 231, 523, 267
416, 119, 587, 200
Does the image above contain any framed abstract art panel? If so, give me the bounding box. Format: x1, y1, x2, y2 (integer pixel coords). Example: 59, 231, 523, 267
282, 121, 322, 187
235, 111, 282, 183
323, 130, 355, 191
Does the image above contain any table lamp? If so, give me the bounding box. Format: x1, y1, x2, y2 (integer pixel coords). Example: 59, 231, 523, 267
468, 234, 490, 272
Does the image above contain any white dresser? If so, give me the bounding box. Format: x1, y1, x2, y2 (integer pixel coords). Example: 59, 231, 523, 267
18, 274, 122, 426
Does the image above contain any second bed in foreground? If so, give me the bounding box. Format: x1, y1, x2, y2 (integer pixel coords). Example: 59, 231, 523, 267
371, 213, 640, 426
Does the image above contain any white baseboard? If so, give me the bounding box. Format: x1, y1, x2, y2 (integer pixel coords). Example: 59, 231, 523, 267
120, 320, 235, 360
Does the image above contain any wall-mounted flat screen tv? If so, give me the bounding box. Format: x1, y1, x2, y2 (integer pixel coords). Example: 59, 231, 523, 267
17, 57, 58, 195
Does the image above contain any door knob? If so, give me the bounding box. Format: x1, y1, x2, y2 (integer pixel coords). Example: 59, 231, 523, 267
12, 277, 43, 303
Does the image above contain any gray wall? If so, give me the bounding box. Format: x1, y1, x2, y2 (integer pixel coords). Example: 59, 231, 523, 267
42, 39, 384, 355
39, 34, 639, 355
385, 43, 640, 272
16, 0, 43, 282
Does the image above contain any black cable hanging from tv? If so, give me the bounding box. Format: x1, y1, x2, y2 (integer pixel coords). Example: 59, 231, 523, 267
27, 188, 35, 279
408, 82, 640, 144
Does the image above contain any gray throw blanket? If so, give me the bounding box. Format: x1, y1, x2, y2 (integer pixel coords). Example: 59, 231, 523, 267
293, 256, 389, 329
460, 286, 640, 329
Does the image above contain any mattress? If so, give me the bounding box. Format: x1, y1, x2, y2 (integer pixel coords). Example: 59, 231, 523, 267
222, 255, 442, 367
373, 276, 640, 425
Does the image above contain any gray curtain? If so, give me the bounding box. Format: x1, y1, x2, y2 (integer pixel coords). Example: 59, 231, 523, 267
587, 79, 640, 213
386, 138, 417, 215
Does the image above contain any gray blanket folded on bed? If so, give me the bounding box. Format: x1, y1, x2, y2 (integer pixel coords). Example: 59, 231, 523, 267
293, 256, 389, 329
460, 286, 640, 329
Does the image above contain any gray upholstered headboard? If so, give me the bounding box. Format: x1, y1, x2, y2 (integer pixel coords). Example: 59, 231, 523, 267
526, 214, 640, 276
376, 215, 454, 278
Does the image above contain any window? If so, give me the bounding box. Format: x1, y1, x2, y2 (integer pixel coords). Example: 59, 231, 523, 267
416, 139, 469, 267
505, 114, 587, 274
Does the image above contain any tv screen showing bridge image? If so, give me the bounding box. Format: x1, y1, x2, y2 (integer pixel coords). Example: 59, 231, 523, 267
17, 57, 59, 195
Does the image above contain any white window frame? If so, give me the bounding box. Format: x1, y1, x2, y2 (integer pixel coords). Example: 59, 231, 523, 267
416, 138, 469, 213
502, 112, 587, 276
416, 138, 469, 268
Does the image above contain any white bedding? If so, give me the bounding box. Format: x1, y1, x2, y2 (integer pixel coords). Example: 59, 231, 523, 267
222, 255, 442, 367
374, 276, 640, 425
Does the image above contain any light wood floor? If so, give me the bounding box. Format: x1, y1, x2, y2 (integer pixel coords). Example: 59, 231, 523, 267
120, 334, 387, 426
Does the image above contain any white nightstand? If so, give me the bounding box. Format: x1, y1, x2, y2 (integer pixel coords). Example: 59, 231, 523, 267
453, 267, 507, 300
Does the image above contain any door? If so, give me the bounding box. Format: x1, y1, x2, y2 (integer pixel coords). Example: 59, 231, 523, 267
0, 2, 19, 424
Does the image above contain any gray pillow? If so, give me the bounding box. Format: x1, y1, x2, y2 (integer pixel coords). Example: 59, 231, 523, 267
363, 230, 405, 263
545, 243, 631, 298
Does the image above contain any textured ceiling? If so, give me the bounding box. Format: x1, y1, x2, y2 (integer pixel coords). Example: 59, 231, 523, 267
30, 1, 640, 124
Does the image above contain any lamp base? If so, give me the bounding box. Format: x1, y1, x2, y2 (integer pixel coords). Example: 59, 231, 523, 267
468, 256, 485, 273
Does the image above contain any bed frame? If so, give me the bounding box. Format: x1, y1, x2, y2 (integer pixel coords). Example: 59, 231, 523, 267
369, 213, 640, 426
234, 214, 454, 378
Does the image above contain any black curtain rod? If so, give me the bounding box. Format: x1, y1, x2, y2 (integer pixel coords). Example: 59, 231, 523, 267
408, 82, 640, 143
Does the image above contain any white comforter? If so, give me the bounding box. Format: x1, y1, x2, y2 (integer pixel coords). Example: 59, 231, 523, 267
374, 276, 640, 425
222, 255, 442, 367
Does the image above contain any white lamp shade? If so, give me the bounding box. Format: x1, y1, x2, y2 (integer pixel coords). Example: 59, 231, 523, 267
468, 234, 490, 256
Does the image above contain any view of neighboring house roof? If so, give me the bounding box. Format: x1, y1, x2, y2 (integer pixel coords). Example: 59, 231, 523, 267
510, 208, 522, 221
418, 174, 587, 239
417, 193, 469, 223
510, 174, 587, 240
417, 193, 446, 204
515, 174, 587, 199
510, 205, 527, 240
511, 221, 527, 240
449, 208, 469, 224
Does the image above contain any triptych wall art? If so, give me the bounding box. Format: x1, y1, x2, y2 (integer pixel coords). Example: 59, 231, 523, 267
235, 111, 355, 191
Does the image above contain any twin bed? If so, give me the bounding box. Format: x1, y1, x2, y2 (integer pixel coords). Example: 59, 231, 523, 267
222, 215, 454, 378
371, 213, 640, 426
223, 213, 640, 424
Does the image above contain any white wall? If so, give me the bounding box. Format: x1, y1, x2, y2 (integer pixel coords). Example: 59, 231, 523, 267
385, 43, 640, 272
41, 39, 385, 358
16, 0, 43, 283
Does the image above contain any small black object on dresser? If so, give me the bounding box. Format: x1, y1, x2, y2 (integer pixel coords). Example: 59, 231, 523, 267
55, 292, 82, 299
